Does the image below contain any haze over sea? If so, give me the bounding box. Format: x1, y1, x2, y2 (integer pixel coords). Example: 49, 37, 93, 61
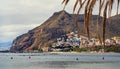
0, 53, 120, 69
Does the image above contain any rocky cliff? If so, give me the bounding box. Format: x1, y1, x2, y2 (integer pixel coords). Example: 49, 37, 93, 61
10, 10, 120, 52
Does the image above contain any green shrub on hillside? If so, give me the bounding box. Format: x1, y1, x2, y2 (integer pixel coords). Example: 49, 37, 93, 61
72, 45, 120, 53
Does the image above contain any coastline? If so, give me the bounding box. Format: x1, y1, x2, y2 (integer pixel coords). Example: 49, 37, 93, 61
0, 51, 120, 55
49, 51, 120, 55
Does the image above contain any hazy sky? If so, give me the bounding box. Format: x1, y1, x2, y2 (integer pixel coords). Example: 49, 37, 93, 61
0, 0, 119, 43
0, 0, 63, 43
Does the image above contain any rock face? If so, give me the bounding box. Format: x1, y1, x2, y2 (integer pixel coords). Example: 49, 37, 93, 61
107, 14, 120, 36
10, 10, 120, 52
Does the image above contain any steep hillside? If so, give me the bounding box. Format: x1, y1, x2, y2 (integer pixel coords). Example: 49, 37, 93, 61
10, 10, 120, 52
107, 14, 120, 36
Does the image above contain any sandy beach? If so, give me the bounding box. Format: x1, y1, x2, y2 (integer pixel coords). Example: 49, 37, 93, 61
49, 51, 120, 55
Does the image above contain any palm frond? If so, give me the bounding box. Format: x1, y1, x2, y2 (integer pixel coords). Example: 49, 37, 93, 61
62, 0, 120, 47
73, 0, 79, 13
62, 0, 69, 10
102, 1, 109, 47
117, 0, 120, 15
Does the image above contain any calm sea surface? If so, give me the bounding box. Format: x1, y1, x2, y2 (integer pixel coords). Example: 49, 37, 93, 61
0, 53, 120, 69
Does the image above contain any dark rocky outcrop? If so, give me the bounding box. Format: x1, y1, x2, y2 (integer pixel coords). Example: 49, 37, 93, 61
10, 10, 120, 52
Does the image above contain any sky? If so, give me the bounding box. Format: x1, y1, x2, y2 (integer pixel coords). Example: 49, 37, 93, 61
0, 0, 119, 43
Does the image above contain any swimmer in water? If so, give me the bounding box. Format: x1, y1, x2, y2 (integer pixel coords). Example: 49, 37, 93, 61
76, 58, 79, 61
102, 57, 104, 60
11, 57, 13, 59
29, 56, 31, 59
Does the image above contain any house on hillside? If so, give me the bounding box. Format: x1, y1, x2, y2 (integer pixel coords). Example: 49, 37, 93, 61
112, 36, 120, 45
95, 39, 101, 46
105, 38, 116, 46
80, 37, 89, 47
51, 32, 81, 52
105, 39, 111, 46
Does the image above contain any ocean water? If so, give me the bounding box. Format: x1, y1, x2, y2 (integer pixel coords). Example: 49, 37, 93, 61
0, 53, 120, 69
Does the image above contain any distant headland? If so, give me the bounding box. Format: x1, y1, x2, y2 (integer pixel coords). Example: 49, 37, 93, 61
10, 10, 120, 53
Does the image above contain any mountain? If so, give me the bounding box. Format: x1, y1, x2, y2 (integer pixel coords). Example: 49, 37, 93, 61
10, 10, 120, 52
0, 41, 12, 51
107, 14, 120, 36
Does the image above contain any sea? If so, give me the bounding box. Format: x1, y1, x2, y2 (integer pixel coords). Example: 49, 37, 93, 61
0, 53, 120, 69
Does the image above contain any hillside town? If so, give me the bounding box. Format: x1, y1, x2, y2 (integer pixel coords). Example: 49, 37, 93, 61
50, 31, 120, 52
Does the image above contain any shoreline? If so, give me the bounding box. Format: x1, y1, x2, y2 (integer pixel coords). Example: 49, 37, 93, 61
0, 51, 120, 55
48, 51, 120, 55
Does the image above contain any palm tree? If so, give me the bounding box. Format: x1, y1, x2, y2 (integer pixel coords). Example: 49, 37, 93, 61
62, 0, 120, 50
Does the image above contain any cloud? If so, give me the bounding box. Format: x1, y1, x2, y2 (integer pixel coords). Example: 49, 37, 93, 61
0, 0, 63, 43
0, 0, 62, 24
0, 0, 119, 43
0, 24, 39, 42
